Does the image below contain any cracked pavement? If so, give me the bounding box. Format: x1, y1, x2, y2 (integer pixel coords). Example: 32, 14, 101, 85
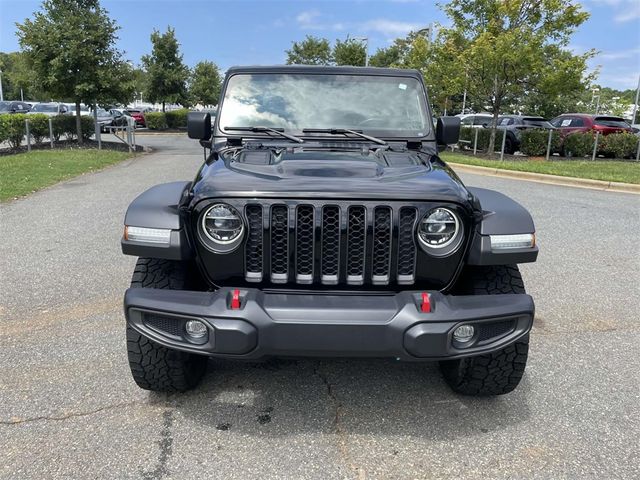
1, 135, 639, 479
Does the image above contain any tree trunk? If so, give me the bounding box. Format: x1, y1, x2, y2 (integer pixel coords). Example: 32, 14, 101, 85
487, 75, 500, 157
75, 101, 82, 145
487, 110, 500, 157
162, 101, 165, 112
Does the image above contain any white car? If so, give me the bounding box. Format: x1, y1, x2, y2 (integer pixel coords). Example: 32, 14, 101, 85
27, 102, 69, 116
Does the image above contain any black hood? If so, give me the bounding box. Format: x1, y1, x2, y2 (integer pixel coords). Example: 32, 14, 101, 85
190, 146, 472, 206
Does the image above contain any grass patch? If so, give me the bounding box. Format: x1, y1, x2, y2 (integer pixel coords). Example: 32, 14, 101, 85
441, 152, 640, 184
0, 148, 134, 201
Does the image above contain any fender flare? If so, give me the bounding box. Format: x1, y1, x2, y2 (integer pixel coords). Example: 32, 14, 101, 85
466, 187, 538, 265
121, 181, 193, 260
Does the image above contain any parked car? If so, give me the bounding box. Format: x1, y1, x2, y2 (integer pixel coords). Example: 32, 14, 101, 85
0, 100, 32, 113
495, 115, 554, 154
125, 108, 146, 127
457, 113, 492, 128
109, 109, 134, 128
121, 65, 538, 397
549, 114, 633, 137
94, 108, 114, 132
27, 102, 69, 116
65, 103, 91, 116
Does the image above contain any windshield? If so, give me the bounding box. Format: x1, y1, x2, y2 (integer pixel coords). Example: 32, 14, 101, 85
0, 101, 10, 111
218, 73, 429, 137
32, 104, 58, 112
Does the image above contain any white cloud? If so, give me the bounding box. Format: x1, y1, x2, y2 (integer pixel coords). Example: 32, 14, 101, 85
598, 47, 640, 60
582, 0, 640, 22
296, 10, 321, 25
360, 19, 422, 36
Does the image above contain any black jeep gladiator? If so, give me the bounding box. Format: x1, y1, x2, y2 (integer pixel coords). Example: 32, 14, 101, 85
122, 66, 538, 396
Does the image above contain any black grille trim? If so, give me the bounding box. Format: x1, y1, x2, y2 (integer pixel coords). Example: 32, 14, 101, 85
245, 205, 263, 282
372, 206, 392, 285
397, 207, 418, 284
270, 205, 289, 283
295, 205, 315, 283
346, 206, 367, 285
321, 205, 341, 285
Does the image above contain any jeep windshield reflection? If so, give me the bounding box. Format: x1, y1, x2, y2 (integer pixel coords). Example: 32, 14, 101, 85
218, 73, 430, 138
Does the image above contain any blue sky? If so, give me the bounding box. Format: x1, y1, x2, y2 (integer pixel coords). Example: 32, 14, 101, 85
1, 0, 638, 90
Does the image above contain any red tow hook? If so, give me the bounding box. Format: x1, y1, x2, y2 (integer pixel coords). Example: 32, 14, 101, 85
420, 292, 431, 313
230, 289, 241, 310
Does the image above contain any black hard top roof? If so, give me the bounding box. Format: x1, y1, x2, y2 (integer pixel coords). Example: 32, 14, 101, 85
226, 65, 422, 78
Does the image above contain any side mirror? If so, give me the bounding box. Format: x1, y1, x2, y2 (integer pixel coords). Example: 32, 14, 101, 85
436, 116, 461, 145
188, 112, 212, 140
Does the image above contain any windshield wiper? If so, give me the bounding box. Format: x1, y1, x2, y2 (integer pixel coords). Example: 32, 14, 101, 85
302, 128, 387, 145
225, 126, 304, 143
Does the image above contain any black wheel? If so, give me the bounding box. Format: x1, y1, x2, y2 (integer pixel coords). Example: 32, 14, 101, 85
440, 265, 529, 396
126, 258, 207, 393
504, 136, 515, 154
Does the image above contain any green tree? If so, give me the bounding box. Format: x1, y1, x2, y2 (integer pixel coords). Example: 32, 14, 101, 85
369, 45, 402, 68
439, 0, 592, 154
286, 36, 332, 65
333, 38, 366, 66
16, 0, 135, 142
141, 27, 189, 111
189, 61, 222, 106
0, 51, 47, 100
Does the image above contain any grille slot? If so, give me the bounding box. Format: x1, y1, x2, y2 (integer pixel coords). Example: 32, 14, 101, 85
478, 320, 516, 342
243, 202, 423, 286
245, 205, 263, 282
372, 206, 392, 285
144, 313, 182, 338
295, 205, 315, 283
346, 206, 367, 285
397, 207, 418, 284
270, 205, 289, 283
321, 206, 341, 284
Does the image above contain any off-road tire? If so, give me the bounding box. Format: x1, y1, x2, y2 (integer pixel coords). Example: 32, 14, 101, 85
440, 265, 529, 396
126, 258, 207, 393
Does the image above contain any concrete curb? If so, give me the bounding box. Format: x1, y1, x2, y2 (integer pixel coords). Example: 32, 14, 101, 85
448, 162, 640, 195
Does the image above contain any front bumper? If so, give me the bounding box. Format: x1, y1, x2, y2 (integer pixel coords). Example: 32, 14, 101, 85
124, 288, 534, 361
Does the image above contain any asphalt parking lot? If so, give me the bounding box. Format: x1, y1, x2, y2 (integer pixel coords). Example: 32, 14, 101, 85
1, 135, 639, 480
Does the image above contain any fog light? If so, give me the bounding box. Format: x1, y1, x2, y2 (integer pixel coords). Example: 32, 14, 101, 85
453, 325, 475, 343
185, 320, 208, 339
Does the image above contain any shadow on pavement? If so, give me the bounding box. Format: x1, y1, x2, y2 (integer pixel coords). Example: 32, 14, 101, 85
157, 357, 531, 440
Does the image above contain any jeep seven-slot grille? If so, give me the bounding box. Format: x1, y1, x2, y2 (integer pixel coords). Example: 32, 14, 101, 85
244, 203, 419, 286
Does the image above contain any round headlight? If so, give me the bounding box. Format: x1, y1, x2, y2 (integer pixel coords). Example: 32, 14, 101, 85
199, 203, 244, 253
418, 207, 463, 255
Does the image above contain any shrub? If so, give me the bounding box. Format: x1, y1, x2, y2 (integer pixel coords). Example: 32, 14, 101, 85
519, 129, 561, 156
458, 126, 491, 152
563, 132, 594, 158
26, 114, 50, 145
0, 113, 27, 149
50, 115, 68, 142
145, 112, 168, 130
600, 132, 639, 159
0, 114, 10, 144
80, 115, 95, 140
165, 108, 189, 129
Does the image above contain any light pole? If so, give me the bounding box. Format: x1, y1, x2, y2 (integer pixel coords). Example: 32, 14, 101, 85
595, 95, 601, 114
0, 69, 4, 102
633, 74, 640, 124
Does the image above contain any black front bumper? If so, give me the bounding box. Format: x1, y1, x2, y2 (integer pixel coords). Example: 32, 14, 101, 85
124, 288, 534, 361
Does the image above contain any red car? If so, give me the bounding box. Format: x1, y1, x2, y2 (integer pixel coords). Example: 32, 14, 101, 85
549, 113, 633, 138
125, 109, 146, 128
